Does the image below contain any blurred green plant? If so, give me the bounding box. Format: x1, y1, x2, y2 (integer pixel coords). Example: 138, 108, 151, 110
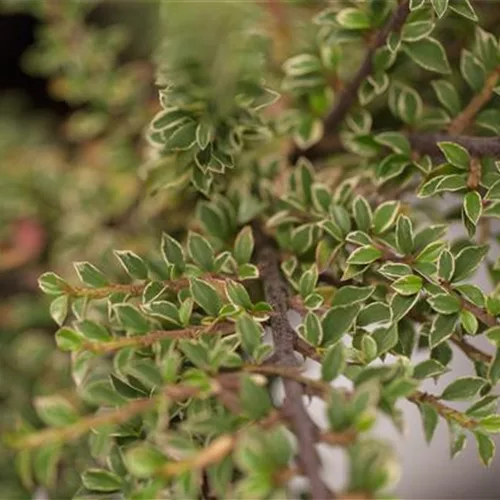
3, 0, 500, 498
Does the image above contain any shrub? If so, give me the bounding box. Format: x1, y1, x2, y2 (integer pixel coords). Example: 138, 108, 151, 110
4, 0, 500, 498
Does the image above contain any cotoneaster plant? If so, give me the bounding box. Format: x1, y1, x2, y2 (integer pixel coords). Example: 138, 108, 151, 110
6, 1, 500, 498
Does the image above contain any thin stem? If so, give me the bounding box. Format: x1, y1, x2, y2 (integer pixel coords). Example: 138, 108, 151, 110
254, 224, 332, 500
83, 322, 235, 354
448, 67, 500, 135
451, 335, 492, 364
409, 391, 478, 430
289, 0, 410, 163
8, 384, 203, 450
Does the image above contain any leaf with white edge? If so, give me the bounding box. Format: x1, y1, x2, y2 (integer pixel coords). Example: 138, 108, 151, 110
302, 312, 323, 346
453, 245, 488, 282
463, 191, 482, 226
429, 313, 458, 349
401, 20, 435, 42
161, 232, 185, 271
466, 395, 499, 418
321, 343, 345, 382
346, 245, 382, 265
35, 395, 79, 427
144, 301, 181, 326
234, 226, 254, 265
431, 80, 461, 116
353, 195, 373, 232
322, 304, 360, 346
431, 0, 449, 18
461, 50, 485, 92
55, 327, 84, 351
378, 263, 412, 279
486, 326, 500, 347
331, 286, 375, 307
125, 444, 168, 478
50, 295, 68, 326
81, 469, 123, 493
76, 320, 112, 342
299, 265, 318, 298
187, 232, 215, 271
397, 84, 423, 124
74, 262, 108, 288
372, 323, 398, 355
361, 335, 378, 363
375, 132, 411, 156
238, 263, 259, 280
38, 272, 68, 295
240, 376, 272, 420
237, 313, 262, 357
336, 8, 371, 30
459, 309, 479, 335
226, 281, 253, 310
437, 142, 470, 170
114, 304, 150, 334
441, 377, 485, 401
395, 215, 414, 255
190, 278, 221, 317
418, 403, 439, 444
403, 37, 451, 74
488, 349, 500, 385
357, 302, 392, 327
428, 293, 461, 314
479, 415, 500, 434
413, 359, 448, 380
114, 250, 148, 280
391, 293, 419, 322
438, 250, 455, 281
373, 201, 400, 234
449, 0, 477, 21
391, 275, 423, 296
474, 432, 495, 466
455, 284, 485, 307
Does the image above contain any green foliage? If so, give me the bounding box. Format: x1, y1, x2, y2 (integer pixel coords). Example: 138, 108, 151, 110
3, 0, 500, 498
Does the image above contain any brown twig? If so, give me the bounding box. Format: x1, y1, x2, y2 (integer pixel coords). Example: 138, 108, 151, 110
83, 321, 235, 354
254, 224, 332, 500
289, 0, 410, 164
450, 336, 492, 364
448, 67, 500, 136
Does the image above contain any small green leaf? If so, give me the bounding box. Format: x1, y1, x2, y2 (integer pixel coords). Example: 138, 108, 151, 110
391, 275, 423, 296
428, 293, 461, 314
437, 142, 470, 169
190, 278, 221, 317
361, 335, 378, 363
76, 320, 112, 342
299, 265, 318, 298
336, 8, 371, 30
418, 403, 439, 443
373, 201, 400, 234
114, 250, 148, 280
240, 376, 272, 420
346, 245, 382, 265
234, 226, 254, 265
431, 0, 449, 18
188, 232, 215, 271
161, 233, 185, 271
331, 286, 375, 307
226, 281, 253, 310
460, 309, 479, 335
372, 323, 398, 355
35, 396, 79, 427
474, 432, 495, 466
237, 313, 263, 357
114, 304, 150, 334
38, 272, 68, 295
429, 313, 457, 349
438, 250, 455, 281
441, 377, 485, 401
413, 359, 448, 380
55, 327, 84, 352
403, 37, 451, 74
50, 295, 68, 326
322, 304, 360, 346
74, 262, 108, 288
81, 469, 123, 492
395, 215, 414, 255
486, 326, 500, 347
463, 191, 483, 226
431, 80, 461, 116
449, 0, 477, 21
453, 245, 488, 282
321, 343, 345, 382
302, 312, 323, 346
353, 195, 373, 232
125, 445, 168, 478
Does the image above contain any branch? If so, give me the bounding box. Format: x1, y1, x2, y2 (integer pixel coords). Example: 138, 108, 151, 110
289, 0, 410, 163
254, 225, 332, 500
408, 133, 500, 159
451, 335, 492, 364
448, 67, 500, 135
7, 384, 202, 450
83, 321, 235, 354
409, 391, 478, 430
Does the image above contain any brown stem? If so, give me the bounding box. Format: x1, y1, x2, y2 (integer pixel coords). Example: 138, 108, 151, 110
451, 336, 492, 364
408, 391, 478, 430
448, 67, 500, 136
8, 384, 202, 449
83, 321, 235, 354
289, 0, 410, 164
254, 225, 332, 500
